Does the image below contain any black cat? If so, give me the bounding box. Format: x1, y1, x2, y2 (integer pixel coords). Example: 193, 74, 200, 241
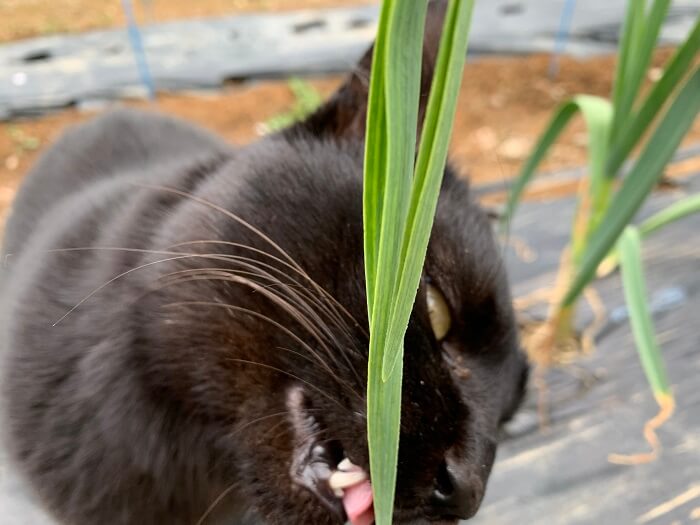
1, 4, 528, 524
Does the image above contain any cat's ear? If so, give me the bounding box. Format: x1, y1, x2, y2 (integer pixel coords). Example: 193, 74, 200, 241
283, 0, 448, 141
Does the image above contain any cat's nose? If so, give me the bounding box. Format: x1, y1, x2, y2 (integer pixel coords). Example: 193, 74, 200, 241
429, 458, 485, 520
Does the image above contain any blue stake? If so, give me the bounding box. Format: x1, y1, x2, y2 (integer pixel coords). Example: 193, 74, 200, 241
549, 0, 577, 79
121, 0, 156, 99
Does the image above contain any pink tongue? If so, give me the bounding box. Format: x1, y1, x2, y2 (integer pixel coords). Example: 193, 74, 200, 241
342, 479, 374, 525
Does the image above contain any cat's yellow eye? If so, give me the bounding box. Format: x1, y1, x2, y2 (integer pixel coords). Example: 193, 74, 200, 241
426, 284, 451, 341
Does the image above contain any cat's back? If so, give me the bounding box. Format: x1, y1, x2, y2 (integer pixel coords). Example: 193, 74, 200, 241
0, 108, 235, 352
0, 109, 240, 525
2, 108, 232, 259
0, 108, 239, 374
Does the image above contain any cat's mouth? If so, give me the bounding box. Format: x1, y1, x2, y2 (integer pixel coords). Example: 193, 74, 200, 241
287, 386, 374, 525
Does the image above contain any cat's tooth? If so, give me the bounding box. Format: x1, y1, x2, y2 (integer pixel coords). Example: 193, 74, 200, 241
333, 487, 345, 498
336, 458, 365, 475
329, 470, 367, 490
338, 458, 356, 472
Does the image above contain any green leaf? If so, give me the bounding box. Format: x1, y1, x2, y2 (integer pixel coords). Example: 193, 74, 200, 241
375, 0, 427, 310
610, 0, 645, 139
382, 0, 475, 379
617, 226, 671, 397
572, 96, 613, 218
289, 76, 323, 110
363, 0, 392, 319
563, 66, 700, 306
610, 0, 671, 143
366, 346, 403, 525
599, 193, 700, 276
607, 14, 700, 177
568, 96, 614, 264
500, 96, 612, 231
500, 102, 578, 229
363, 1, 475, 522
365, 2, 428, 523
263, 78, 322, 132
639, 193, 700, 237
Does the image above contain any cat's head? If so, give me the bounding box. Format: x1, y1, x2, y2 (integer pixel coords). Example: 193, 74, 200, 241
142, 3, 528, 523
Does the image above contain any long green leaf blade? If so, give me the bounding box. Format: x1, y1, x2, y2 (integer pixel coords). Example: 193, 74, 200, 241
617, 226, 671, 398
367, 0, 426, 328
610, 0, 672, 143
572, 95, 613, 215
380, 0, 427, 272
382, 0, 475, 379
364, 2, 428, 523
607, 15, 700, 177
599, 193, 700, 276
501, 96, 612, 231
366, 345, 403, 525
640, 193, 700, 237
567, 96, 614, 263
500, 101, 579, 229
364, 1, 475, 521
363, 0, 392, 319
563, 66, 700, 306
610, 0, 646, 140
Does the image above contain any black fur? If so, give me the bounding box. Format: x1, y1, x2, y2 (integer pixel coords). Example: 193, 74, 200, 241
1, 6, 528, 524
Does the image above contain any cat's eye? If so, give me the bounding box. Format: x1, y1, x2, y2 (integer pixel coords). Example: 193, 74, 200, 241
426, 284, 451, 341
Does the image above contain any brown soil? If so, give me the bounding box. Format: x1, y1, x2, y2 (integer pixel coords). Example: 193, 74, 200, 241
3, 49, 700, 224
0, 0, 373, 44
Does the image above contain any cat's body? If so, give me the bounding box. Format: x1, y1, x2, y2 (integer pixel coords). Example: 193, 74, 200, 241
1, 5, 528, 524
